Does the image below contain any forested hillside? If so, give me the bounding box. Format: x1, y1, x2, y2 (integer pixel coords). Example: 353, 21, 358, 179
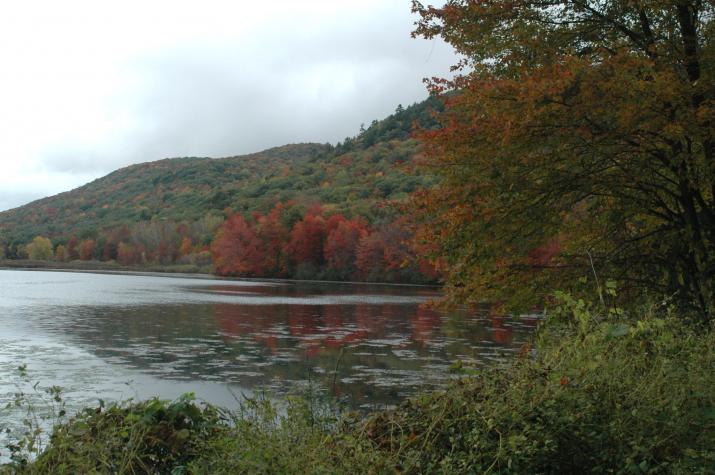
0, 97, 439, 243
0, 97, 443, 283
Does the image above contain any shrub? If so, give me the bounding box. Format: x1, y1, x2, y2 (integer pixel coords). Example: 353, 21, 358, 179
352, 298, 715, 473
16, 395, 227, 474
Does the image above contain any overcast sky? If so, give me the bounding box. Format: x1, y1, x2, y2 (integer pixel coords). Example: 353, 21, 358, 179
0, 1, 456, 212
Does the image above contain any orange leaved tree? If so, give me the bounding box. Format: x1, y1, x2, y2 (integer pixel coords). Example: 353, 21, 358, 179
211, 214, 264, 276
411, 1, 715, 316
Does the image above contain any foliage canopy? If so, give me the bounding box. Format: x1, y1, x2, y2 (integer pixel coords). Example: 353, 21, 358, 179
412, 0, 715, 316
25, 236, 53, 261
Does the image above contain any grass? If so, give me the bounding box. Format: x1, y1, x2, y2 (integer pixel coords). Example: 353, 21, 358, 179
3, 295, 715, 474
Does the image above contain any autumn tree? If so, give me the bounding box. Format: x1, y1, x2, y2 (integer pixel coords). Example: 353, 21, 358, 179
14, 245, 28, 259
211, 214, 265, 276
208, 203, 441, 282
254, 203, 290, 276
355, 222, 420, 282
55, 245, 68, 262
26, 236, 53, 261
412, 1, 715, 316
100, 225, 131, 262
66, 236, 80, 261
355, 231, 388, 281
78, 239, 96, 261
117, 242, 143, 266
191, 214, 225, 246
179, 236, 193, 258
284, 213, 327, 269
325, 217, 369, 278
132, 220, 178, 263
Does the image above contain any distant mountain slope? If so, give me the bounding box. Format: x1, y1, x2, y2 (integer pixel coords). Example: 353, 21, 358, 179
0, 96, 442, 245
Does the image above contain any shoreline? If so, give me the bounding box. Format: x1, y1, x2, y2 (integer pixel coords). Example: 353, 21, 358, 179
0, 260, 441, 288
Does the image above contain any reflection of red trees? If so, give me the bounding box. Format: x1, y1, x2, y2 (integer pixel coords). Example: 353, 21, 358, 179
411, 307, 442, 345
213, 301, 450, 357
489, 315, 513, 345
288, 305, 371, 353
321, 305, 342, 331
323, 304, 369, 348
213, 298, 535, 367
354, 304, 386, 336
214, 304, 284, 352
519, 315, 540, 329
214, 304, 528, 358
288, 306, 320, 337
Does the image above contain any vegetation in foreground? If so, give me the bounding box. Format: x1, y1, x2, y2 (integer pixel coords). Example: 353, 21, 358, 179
3, 296, 714, 474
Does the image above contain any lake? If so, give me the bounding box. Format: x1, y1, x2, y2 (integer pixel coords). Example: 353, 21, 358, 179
0, 269, 536, 438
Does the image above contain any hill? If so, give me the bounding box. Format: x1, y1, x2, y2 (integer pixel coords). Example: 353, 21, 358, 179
0, 96, 442, 246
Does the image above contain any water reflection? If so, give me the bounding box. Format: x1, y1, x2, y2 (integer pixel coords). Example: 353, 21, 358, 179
0, 270, 538, 412
55, 301, 536, 408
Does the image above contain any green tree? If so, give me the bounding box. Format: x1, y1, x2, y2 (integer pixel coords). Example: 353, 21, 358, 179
411, 1, 715, 316
26, 236, 54, 261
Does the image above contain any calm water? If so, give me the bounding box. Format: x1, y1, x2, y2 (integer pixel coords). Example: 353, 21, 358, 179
0, 269, 537, 437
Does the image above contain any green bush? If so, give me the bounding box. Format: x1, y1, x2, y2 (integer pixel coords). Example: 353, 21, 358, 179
189, 395, 384, 474
351, 298, 715, 473
11, 395, 227, 474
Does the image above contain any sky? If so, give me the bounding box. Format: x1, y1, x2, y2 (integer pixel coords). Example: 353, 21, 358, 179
0, 1, 456, 212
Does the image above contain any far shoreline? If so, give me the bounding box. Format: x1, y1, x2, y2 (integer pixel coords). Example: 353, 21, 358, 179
0, 259, 440, 288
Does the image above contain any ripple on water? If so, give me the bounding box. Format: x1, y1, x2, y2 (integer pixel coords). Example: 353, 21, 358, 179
0, 269, 538, 460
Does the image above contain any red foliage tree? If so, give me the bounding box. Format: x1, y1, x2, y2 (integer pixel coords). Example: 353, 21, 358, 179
325, 214, 346, 234
254, 203, 290, 276
117, 242, 143, 266
66, 236, 80, 261
305, 203, 324, 218
211, 214, 265, 276
355, 232, 387, 281
100, 225, 131, 261
324, 218, 368, 276
179, 236, 193, 257
284, 214, 327, 268
355, 223, 411, 280
78, 239, 96, 261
